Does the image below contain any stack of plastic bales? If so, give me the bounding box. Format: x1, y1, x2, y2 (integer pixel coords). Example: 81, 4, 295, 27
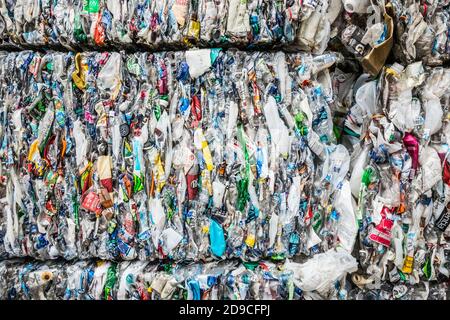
0, 0, 450, 300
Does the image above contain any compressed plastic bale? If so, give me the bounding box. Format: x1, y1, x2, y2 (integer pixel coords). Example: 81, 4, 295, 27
0, 0, 333, 51
0, 258, 361, 300
0, 49, 344, 263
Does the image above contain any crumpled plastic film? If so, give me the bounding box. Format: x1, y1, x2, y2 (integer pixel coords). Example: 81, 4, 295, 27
0, 0, 336, 51
0, 49, 348, 263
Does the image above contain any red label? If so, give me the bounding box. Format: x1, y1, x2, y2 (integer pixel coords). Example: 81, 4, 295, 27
369, 207, 394, 247
81, 191, 102, 214
186, 174, 199, 200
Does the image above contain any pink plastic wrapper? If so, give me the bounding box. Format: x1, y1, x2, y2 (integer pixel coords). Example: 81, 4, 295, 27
403, 133, 419, 178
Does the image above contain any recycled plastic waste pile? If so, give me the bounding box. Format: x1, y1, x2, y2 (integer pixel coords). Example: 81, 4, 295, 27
0, 0, 450, 300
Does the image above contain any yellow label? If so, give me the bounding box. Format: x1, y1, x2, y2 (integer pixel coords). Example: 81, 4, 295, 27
72, 53, 88, 90
202, 226, 209, 233
245, 234, 256, 248
27, 139, 40, 161
385, 67, 399, 78
188, 20, 200, 40
203, 144, 214, 171
401, 255, 414, 274
155, 153, 166, 192
194, 128, 214, 171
